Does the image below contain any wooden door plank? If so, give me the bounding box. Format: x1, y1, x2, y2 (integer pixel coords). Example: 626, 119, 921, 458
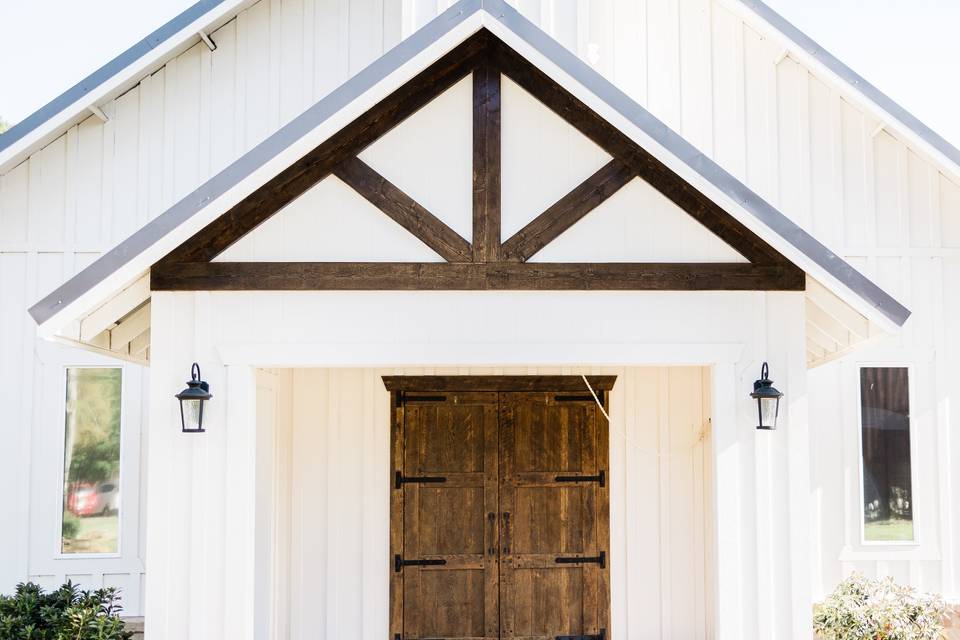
398, 392, 499, 639
390, 391, 404, 638
498, 393, 517, 639
333, 156, 472, 262
483, 397, 501, 639
472, 65, 501, 262
501, 159, 635, 262
498, 392, 611, 640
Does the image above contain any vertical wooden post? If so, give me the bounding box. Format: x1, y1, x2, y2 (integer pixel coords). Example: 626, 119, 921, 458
472, 65, 501, 262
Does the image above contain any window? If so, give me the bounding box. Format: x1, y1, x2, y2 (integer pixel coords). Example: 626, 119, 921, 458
61, 367, 123, 554
860, 367, 914, 542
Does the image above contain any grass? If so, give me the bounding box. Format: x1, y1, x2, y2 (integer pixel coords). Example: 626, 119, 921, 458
864, 518, 914, 542
62, 514, 119, 554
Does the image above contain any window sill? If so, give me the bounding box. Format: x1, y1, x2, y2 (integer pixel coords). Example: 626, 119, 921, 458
839, 545, 940, 562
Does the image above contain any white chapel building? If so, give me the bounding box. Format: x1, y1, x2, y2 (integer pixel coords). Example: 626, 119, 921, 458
1, 1, 958, 638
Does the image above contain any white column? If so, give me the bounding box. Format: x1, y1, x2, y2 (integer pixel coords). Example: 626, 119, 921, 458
144, 292, 258, 640
712, 361, 748, 639
759, 292, 813, 638
779, 293, 814, 638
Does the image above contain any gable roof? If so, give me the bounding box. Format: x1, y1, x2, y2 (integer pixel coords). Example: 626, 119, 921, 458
26, 0, 910, 340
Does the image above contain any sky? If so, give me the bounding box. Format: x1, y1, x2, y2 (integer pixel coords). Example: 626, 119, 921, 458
1, 0, 959, 148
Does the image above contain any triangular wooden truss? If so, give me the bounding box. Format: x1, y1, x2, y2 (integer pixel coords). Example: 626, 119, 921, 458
151, 30, 803, 291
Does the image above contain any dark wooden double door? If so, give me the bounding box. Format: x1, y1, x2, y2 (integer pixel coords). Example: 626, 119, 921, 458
387, 377, 613, 640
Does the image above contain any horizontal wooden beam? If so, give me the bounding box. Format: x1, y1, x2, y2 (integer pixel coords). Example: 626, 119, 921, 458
333, 157, 471, 262
151, 261, 805, 291
382, 375, 618, 392
501, 158, 635, 262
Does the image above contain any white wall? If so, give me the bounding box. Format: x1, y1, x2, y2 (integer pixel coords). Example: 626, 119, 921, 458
145, 288, 809, 639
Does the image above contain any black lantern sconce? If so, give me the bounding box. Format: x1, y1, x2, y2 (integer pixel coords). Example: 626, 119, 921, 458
750, 362, 783, 430
175, 363, 212, 433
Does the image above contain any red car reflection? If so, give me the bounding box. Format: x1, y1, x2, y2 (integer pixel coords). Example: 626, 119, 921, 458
67, 482, 119, 517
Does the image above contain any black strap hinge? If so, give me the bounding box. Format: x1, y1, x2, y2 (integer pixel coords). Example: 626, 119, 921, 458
395, 391, 448, 407
555, 551, 605, 569
556, 630, 606, 640
395, 470, 447, 490
554, 390, 605, 405
394, 554, 447, 573
555, 470, 605, 487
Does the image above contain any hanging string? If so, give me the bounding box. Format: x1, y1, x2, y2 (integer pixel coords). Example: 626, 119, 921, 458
581, 374, 709, 459
581, 374, 611, 422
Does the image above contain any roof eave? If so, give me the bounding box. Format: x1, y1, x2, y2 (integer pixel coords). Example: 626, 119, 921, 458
721, 0, 960, 181
0, 0, 257, 174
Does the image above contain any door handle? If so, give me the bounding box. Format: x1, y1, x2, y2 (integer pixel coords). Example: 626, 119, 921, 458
501, 511, 511, 555
487, 512, 497, 556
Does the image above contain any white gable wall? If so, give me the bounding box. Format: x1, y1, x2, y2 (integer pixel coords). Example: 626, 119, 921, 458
1, 0, 958, 618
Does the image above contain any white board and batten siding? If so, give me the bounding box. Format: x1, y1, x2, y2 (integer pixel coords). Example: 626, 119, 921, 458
253, 366, 714, 640
0, 0, 957, 627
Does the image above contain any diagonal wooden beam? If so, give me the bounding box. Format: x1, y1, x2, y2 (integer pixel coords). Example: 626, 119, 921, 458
501, 159, 635, 262
472, 65, 501, 262
151, 261, 806, 291
489, 38, 792, 268
333, 157, 471, 262
158, 31, 491, 266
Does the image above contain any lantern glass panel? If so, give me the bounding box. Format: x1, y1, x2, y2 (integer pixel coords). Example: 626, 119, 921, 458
759, 396, 779, 429
181, 398, 204, 432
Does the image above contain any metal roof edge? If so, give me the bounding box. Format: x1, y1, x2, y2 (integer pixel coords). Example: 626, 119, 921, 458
0, 0, 238, 168
735, 0, 960, 172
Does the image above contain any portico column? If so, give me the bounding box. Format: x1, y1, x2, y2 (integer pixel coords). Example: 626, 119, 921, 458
144, 292, 258, 640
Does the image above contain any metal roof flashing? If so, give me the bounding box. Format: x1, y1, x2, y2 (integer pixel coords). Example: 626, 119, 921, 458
0, 0, 251, 173
27, 0, 910, 338
734, 0, 960, 173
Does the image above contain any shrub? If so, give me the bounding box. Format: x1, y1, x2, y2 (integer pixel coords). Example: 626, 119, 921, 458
814, 573, 947, 640
0, 581, 133, 640
62, 512, 81, 541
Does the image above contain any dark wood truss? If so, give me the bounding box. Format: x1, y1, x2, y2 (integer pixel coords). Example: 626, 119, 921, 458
151, 30, 804, 292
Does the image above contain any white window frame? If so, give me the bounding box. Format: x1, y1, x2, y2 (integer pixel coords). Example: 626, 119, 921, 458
856, 362, 920, 547
55, 363, 127, 560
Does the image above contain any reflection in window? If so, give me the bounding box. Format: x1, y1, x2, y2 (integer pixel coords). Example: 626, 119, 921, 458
61, 368, 122, 554
860, 367, 914, 542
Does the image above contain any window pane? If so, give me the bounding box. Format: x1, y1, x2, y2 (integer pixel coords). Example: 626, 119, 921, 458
61, 368, 122, 554
860, 367, 913, 542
